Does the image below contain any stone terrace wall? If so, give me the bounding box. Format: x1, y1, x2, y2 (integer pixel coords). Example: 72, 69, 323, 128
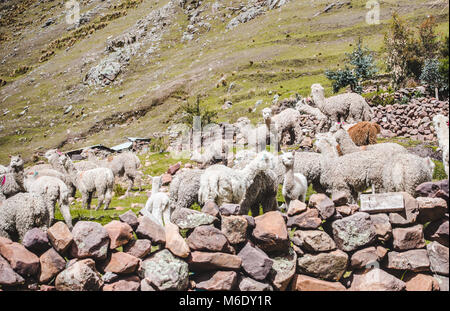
0, 179, 448, 291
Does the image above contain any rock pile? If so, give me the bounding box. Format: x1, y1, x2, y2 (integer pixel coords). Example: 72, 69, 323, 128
1, 179, 448, 291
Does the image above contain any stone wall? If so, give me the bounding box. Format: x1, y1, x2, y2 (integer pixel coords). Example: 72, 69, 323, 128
1, 180, 448, 291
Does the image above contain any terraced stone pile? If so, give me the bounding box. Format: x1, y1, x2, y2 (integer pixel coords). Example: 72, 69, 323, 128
0, 180, 448, 291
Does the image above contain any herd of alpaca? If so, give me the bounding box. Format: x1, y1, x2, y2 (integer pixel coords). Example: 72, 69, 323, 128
0, 81, 447, 242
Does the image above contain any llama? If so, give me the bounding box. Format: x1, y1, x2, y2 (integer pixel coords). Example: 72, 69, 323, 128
198, 151, 278, 215
82, 149, 142, 196
347, 121, 381, 146
24, 175, 73, 230
0, 193, 50, 241
0, 155, 25, 201
281, 151, 308, 208
310, 83, 373, 123
58, 153, 114, 210
432, 114, 449, 177
141, 176, 171, 226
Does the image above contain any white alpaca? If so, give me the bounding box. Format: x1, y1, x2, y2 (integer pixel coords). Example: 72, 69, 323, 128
190, 138, 231, 166
0, 155, 25, 201
432, 114, 449, 177
262, 107, 301, 145
198, 151, 277, 215
314, 133, 340, 157
310, 83, 373, 123
58, 153, 114, 210
281, 151, 308, 207
142, 176, 171, 226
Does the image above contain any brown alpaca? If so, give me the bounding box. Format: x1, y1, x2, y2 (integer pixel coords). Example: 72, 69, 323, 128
347, 121, 381, 146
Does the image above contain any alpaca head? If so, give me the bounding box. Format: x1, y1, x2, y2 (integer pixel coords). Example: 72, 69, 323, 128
333, 129, 349, 144
44, 149, 61, 162
310, 83, 325, 101
280, 151, 295, 168
9, 155, 23, 170
314, 134, 338, 156
433, 114, 449, 131
58, 153, 73, 171
252, 151, 275, 171
262, 108, 272, 121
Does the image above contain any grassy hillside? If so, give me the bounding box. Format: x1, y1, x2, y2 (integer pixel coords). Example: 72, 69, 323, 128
0, 0, 448, 164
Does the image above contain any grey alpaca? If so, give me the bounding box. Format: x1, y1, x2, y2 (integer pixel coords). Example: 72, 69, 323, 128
169, 168, 204, 211
59, 153, 115, 210
0, 155, 25, 201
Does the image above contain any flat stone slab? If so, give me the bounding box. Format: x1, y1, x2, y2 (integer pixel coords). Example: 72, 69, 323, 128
360, 193, 404, 213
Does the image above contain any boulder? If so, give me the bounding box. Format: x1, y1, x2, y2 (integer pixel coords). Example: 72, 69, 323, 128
297, 249, 348, 281
404, 273, 440, 291
186, 225, 233, 253
219, 203, 241, 216
424, 219, 449, 247
167, 162, 181, 175
287, 200, 307, 216
195, 271, 238, 291
237, 243, 273, 281
55, 259, 103, 291
392, 224, 426, 251
350, 268, 406, 291
187, 251, 242, 271
171, 208, 217, 230
389, 192, 419, 226
416, 197, 447, 223
331, 191, 348, 206
308, 193, 335, 219
104, 220, 133, 249
201, 201, 220, 218
267, 247, 297, 291
291, 274, 346, 291
221, 215, 248, 245
350, 246, 385, 270
252, 211, 289, 253
39, 248, 66, 283
22, 228, 50, 255
332, 212, 376, 252
47, 221, 73, 254
238, 276, 273, 291
70, 221, 110, 261
0, 238, 40, 277
103, 275, 140, 291
139, 249, 189, 290
370, 213, 392, 242
0, 255, 24, 286
287, 208, 322, 229
136, 216, 166, 245
123, 239, 152, 259
427, 241, 449, 276
387, 249, 431, 272
433, 274, 449, 291
294, 230, 336, 253
165, 223, 190, 258
104, 252, 140, 274
119, 210, 139, 230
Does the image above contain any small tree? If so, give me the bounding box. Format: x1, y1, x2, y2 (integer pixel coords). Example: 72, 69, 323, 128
420, 58, 442, 99
325, 38, 377, 93
180, 95, 218, 128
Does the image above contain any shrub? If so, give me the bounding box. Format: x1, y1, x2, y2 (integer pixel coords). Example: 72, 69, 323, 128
180, 96, 218, 128
420, 58, 443, 98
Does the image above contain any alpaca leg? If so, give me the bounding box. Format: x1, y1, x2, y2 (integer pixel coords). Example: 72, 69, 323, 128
103, 188, 113, 210
152, 204, 163, 226
125, 175, 134, 197
60, 204, 73, 230
81, 191, 89, 209
95, 191, 105, 211
162, 203, 172, 226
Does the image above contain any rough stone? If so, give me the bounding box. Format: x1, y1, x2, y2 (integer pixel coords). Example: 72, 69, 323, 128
294, 230, 336, 253
47, 221, 73, 254
103, 275, 140, 291
392, 224, 426, 251
331, 191, 348, 206
291, 274, 346, 291
287, 200, 307, 216
104, 252, 140, 274
389, 192, 419, 226
55, 258, 103, 291
201, 201, 220, 218
387, 249, 431, 272
0, 238, 40, 277
332, 212, 376, 252
427, 241, 449, 276
297, 249, 348, 281
308, 193, 335, 219
350, 247, 382, 270
22, 228, 50, 255
123, 239, 152, 259
237, 243, 273, 281
433, 274, 449, 291
167, 162, 181, 175
70, 221, 110, 261
350, 268, 406, 291
139, 249, 189, 290
238, 276, 273, 291
39, 248, 66, 283
424, 219, 449, 247
287, 208, 322, 229
186, 225, 233, 253
268, 247, 297, 291
104, 220, 133, 249
221, 215, 248, 245
252, 211, 289, 253
416, 197, 447, 223
219, 203, 241, 216
119, 210, 139, 230
195, 271, 238, 291
171, 208, 217, 230
404, 273, 440, 291
370, 213, 392, 242
165, 222, 190, 258
188, 251, 242, 271
0, 254, 24, 286
360, 192, 404, 213
136, 216, 166, 244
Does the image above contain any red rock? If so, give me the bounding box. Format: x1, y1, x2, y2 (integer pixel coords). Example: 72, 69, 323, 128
308, 193, 335, 219
195, 271, 238, 291
0, 254, 24, 286
392, 224, 426, 251
416, 197, 447, 223
424, 219, 449, 247
55, 258, 103, 291
103, 275, 141, 291
291, 274, 346, 291
136, 216, 166, 244
350, 247, 382, 269
161, 173, 172, 186
22, 228, 50, 255
287, 200, 307, 216
39, 285, 56, 291
0, 238, 40, 277
70, 221, 110, 261
427, 241, 449, 276
287, 208, 322, 229
387, 249, 430, 272
404, 273, 440, 291
104, 252, 140, 274
350, 268, 406, 291
47, 222, 73, 254
201, 201, 220, 218
167, 162, 181, 175
187, 251, 241, 271
119, 210, 139, 230
39, 248, 66, 283
165, 223, 190, 258
253, 211, 289, 253
123, 239, 152, 258
237, 243, 272, 281
186, 225, 233, 253
104, 220, 133, 249
389, 192, 419, 226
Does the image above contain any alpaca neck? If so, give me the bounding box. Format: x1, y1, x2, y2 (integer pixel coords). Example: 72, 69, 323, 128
338, 131, 359, 154
242, 158, 265, 188
12, 167, 25, 191
152, 178, 160, 195
312, 92, 325, 109
63, 158, 80, 186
